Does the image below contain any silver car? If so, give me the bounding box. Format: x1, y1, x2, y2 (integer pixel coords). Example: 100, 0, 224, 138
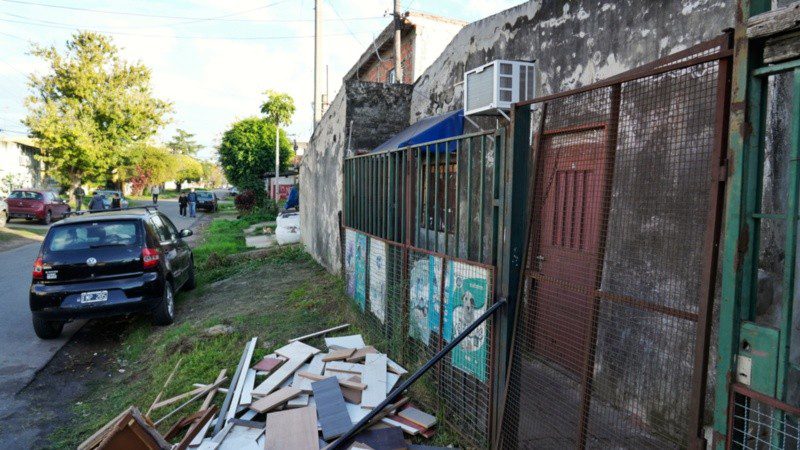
94, 190, 129, 209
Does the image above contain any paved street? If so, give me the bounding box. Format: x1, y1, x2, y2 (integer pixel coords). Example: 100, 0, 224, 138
0, 199, 201, 426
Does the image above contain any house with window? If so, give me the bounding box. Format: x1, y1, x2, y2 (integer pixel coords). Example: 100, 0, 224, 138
0, 135, 46, 195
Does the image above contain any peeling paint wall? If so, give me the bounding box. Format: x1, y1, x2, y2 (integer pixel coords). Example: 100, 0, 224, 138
300, 81, 413, 274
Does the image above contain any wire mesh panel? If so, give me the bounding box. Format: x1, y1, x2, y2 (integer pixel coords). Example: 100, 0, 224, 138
729, 385, 800, 449
500, 37, 731, 449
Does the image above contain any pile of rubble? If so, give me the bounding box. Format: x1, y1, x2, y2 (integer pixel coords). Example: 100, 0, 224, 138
79, 327, 450, 450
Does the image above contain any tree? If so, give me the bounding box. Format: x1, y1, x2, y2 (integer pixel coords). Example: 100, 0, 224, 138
201, 161, 226, 188
260, 90, 295, 127
166, 129, 203, 156
218, 117, 294, 198
118, 143, 172, 195
24, 31, 171, 197
173, 154, 203, 191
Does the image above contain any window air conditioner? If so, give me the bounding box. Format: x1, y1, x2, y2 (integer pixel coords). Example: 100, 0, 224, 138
464, 60, 536, 116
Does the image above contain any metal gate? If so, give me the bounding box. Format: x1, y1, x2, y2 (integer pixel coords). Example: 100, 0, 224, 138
498, 35, 733, 448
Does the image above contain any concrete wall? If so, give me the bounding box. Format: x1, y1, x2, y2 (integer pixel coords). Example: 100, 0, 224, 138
301, 81, 413, 274
0, 140, 43, 195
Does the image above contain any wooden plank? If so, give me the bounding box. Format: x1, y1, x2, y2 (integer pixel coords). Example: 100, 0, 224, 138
274, 340, 320, 359
345, 401, 370, 423
748, 1, 800, 39
292, 354, 326, 392
288, 323, 350, 343
345, 346, 377, 363
765, 30, 800, 63
152, 386, 205, 410
385, 414, 434, 438
187, 413, 215, 447
341, 376, 363, 404
239, 369, 257, 405
386, 372, 399, 395
322, 348, 356, 362
248, 387, 302, 414
361, 354, 387, 409
176, 407, 217, 450
298, 371, 366, 391
386, 358, 407, 376
380, 417, 419, 436
217, 425, 261, 450
252, 357, 284, 373
324, 334, 365, 350
251, 353, 313, 396
312, 376, 353, 440
286, 393, 310, 407
225, 337, 257, 422
147, 357, 183, 417
154, 377, 228, 426
398, 406, 437, 429
325, 361, 365, 375
201, 370, 227, 411
264, 405, 318, 450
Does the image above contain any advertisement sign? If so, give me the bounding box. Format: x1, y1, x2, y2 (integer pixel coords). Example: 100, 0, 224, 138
368, 239, 387, 323
408, 255, 442, 345
344, 229, 356, 297
353, 232, 367, 311
444, 261, 489, 382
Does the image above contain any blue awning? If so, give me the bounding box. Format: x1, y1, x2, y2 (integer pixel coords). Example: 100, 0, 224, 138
371, 109, 464, 153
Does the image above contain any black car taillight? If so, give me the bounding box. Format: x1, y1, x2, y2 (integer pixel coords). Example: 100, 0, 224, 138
142, 248, 160, 269
32, 256, 44, 280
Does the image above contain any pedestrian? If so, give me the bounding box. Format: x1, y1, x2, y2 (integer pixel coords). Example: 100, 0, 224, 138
178, 191, 188, 216
73, 184, 85, 211
151, 185, 160, 204
111, 192, 121, 209
88, 191, 105, 211
187, 188, 198, 218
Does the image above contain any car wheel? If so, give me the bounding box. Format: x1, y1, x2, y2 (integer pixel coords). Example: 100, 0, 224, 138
42, 210, 52, 225
184, 259, 196, 291
152, 280, 175, 326
32, 316, 63, 339
0, 210, 6, 227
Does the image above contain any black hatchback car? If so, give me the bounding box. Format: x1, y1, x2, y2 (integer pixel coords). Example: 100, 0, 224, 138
196, 191, 218, 212
29, 207, 195, 339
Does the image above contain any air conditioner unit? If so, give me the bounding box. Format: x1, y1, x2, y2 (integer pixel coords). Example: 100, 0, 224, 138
464, 60, 536, 116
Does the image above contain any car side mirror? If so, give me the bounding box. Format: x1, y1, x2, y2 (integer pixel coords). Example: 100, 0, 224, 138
180, 229, 193, 238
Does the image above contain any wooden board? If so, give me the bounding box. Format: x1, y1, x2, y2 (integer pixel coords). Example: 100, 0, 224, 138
249, 387, 302, 413
322, 348, 356, 362
341, 375, 363, 404
286, 393, 310, 407
385, 414, 435, 438
361, 354, 387, 409
292, 354, 325, 392
288, 323, 350, 343
274, 340, 320, 359
351, 427, 406, 450
252, 354, 313, 397
225, 337, 257, 422
264, 405, 318, 450
298, 371, 366, 390
217, 425, 261, 450
345, 401, 371, 423
312, 376, 353, 440
252, 357, 284, 373
381, 416, 419, 436
398, 406, 437, 429
386, 358, 407, 376
345, 346, 377, 362
325, 361, 365, 375
239, 369, 257, 405
386, 372, 399, 395
324, 334, 365, 350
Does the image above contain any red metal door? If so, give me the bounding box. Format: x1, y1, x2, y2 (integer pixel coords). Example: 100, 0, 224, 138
530, 127, 608, 374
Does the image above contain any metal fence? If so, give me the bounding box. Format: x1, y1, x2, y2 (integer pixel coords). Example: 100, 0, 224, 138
498, 35, 732, 448
341, 129, 504, 447
728, 384, 800, 449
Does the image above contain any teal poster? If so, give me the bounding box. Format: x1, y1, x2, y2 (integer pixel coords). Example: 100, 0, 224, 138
344, 230, 356, 298
353, 232, 367, 311
368, 238, 387, 324
408, 255, 442, 345
444, 261, 489, 382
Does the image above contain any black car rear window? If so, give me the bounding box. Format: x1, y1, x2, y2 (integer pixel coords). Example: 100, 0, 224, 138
46, 221, 141, 251
197, 192, 213, 199
9, 191, 43, 200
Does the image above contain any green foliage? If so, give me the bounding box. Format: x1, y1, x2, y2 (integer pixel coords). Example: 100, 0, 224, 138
174, 154, 204, 185
260, 90, 295, 127
118, 143, 172, 195
217, 117, 294, 197
24, 31, 171, 190
201, 161, 226, 188
166, 129, 203, 156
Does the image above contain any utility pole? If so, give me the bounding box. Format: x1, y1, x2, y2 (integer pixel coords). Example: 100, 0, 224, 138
393, 0, 403, 83
274, 125, 279, 200
313, 0, 323, 125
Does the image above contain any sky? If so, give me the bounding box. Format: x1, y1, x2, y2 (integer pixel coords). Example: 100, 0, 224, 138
0, 0, 524, 160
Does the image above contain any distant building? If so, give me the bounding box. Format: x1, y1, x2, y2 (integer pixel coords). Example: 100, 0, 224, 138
0, 135, 47, 195
343, 11, 467, 85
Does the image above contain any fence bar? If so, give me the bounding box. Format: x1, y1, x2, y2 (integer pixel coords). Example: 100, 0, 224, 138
444, 144, 450, 256
479, 134, 487, 263
466, 137, 473, 260
455, 139, 461, 258
425, 145, 431, 251
434, 142, 440, 252
327, 299, 507, 450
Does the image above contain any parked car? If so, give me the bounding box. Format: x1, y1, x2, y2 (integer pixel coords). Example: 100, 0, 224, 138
196, 191, 218, 212
29, 207, 195, 339
0, 198, 7, 227
94, 190, 129, 209
6, 189, 71, 224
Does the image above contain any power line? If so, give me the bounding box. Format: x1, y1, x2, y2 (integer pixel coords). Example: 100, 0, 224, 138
327, 0, 365, 47
0, 16, 372, 41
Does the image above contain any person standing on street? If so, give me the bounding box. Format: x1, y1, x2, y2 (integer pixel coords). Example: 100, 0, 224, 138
111, 193, 121, 209
73, 185, 85, 211
151, 185, 160, 204
178, 192, 188, 216
187, 188, 198, 218
88, 192, 105, 211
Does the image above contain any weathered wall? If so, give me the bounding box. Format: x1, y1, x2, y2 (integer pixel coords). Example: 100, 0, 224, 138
301, 81, 413, 274
410, 0, 732, 122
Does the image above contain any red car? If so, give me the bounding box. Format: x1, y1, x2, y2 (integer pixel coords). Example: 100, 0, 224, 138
6, 190, 71, 224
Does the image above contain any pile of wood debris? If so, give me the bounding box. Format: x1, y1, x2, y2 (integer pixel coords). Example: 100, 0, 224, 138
79, 326, 452, 450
